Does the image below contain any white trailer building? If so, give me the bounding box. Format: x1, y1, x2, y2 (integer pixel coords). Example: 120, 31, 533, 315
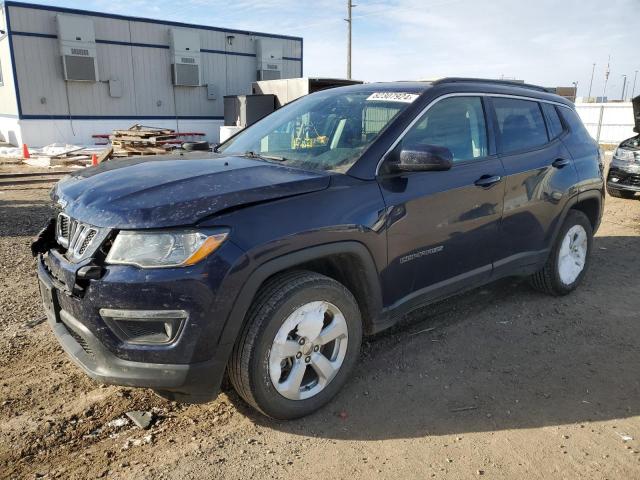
0, 1, 303, 147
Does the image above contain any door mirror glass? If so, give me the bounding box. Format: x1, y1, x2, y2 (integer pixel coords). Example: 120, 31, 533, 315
387, 144, 453, 173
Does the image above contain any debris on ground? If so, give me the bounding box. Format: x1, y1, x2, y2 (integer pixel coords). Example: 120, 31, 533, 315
125, 411, 154, 430
107, 418, 130, 429
25, 316, 46, 328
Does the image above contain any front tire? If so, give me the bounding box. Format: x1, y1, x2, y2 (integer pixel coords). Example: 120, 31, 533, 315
529, 210, 593, 296
228, 271, 362, 419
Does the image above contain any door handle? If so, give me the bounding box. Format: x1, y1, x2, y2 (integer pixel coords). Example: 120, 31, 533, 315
552, 158, 571, 169
474, 175, 502, 187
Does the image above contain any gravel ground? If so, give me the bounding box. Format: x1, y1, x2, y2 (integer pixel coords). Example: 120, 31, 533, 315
1, 164, 640, 479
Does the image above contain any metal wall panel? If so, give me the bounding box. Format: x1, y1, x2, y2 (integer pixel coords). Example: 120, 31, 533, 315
198, 53, 227, 116
5, 4, 302, 120
225, 54, 255, 97
9, 5, 56, 34
13, 36, 69, 116
200, 30, 227, 51
0, 34, 19, 115
131, 46, 175, 116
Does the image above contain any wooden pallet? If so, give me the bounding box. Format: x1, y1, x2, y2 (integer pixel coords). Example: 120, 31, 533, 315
110, 124, 177, 157
112, 145, 172, 157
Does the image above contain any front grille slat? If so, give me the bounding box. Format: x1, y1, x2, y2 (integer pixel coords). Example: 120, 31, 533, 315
55, 213, 101, 261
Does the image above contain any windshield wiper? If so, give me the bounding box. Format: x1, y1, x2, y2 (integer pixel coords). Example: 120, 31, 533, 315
242, 151, 288, 162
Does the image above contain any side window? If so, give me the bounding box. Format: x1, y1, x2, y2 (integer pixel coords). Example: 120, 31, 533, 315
402, 96, 488, 162
493, 97, 549, 154
541, 103, 564, 139
558, 107, 593, 142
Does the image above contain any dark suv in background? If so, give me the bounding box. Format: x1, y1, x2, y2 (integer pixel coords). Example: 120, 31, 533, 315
33, 78, 604, 419
606, 95, 640, 198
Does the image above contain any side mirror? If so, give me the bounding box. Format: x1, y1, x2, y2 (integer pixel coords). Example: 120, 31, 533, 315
385, 144, 453, 174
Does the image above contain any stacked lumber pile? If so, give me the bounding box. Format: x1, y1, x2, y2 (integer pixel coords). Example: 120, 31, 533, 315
21, 144, 100, 167
110, 125, 177, 157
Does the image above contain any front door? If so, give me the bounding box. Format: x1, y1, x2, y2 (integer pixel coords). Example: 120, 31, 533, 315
378, 95, 505, 309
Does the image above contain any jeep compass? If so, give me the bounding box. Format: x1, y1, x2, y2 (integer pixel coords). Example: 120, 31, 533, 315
33, 78, 604, 419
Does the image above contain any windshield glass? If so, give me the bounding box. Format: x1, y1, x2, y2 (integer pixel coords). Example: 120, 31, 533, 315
218, 89, 419, 172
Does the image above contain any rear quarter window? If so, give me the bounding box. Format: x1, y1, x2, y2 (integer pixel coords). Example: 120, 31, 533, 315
558, 107, 593, 142
493, 97, 549, 154
541, 103, 564, 139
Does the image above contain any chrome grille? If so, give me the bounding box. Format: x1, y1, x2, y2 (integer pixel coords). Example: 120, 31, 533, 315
56, 213, 101, 261
78, 230, 96, 255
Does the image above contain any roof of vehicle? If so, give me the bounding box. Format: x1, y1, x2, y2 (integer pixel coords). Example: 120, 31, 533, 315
328, 78, 573, 107
328, 81, 432, 94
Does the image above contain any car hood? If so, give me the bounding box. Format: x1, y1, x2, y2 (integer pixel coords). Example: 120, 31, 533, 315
53, 155, 331, 228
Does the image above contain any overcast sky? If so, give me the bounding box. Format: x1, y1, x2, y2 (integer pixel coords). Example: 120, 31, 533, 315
24, 0, 640, 99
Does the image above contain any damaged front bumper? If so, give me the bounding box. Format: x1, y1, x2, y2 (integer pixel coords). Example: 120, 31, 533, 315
607, 162, 640, 192
36, 255, 225, 403
32, 221, 245, 403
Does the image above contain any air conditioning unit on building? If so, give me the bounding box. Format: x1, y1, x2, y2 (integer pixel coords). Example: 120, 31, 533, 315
57, 15, 99, 82
170, 29, 201, 87
256, 38, 283, 81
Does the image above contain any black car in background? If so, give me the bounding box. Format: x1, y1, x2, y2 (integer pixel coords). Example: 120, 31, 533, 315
33, 78, 604, 419
606, 95, 640, 198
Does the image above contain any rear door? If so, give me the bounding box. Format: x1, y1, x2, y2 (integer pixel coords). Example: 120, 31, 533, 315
378, 95, 505, 308
490, 96, 578, 276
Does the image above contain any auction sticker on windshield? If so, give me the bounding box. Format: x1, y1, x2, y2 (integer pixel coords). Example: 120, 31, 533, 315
366, 92, 420, 103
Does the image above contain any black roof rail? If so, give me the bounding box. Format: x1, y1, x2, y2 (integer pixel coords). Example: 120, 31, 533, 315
432, 77, 550, 93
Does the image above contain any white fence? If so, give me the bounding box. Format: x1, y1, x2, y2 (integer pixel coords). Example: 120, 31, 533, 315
575, 102, 635, 145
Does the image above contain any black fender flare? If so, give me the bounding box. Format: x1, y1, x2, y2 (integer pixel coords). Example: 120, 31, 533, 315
549, 188, 603, 249
212, 241, 383, 366
577, 188, 604, 233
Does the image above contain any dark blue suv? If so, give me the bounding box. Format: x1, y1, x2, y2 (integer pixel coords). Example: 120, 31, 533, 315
33, 78, 604, 419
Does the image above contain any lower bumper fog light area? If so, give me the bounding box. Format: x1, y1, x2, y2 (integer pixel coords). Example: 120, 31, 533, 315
99, 309, 187, 345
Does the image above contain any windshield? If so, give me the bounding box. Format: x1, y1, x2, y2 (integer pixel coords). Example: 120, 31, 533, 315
218, 89, 419, 172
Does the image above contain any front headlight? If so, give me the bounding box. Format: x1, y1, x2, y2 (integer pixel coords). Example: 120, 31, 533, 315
614, 148, 635, 162
105, 229, 229, 268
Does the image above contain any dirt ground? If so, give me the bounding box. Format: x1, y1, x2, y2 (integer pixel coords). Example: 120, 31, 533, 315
1, 161, 640, 480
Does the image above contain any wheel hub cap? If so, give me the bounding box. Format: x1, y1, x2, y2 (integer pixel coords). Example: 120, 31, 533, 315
558, 224, 588, 285
268, 301, 348, 401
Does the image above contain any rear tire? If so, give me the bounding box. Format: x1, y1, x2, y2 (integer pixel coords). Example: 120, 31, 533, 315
529, 210, 593, 296
607, 187, 635, 199
228, 271, 362, 419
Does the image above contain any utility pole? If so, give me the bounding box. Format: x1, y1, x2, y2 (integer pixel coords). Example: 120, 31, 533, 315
345, 0, 356, 79
602, 55, 610, 102
572, 81, 578, 102
587, 63, 596, 100
621, 74, 627, 101
632, 70, 638, 99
